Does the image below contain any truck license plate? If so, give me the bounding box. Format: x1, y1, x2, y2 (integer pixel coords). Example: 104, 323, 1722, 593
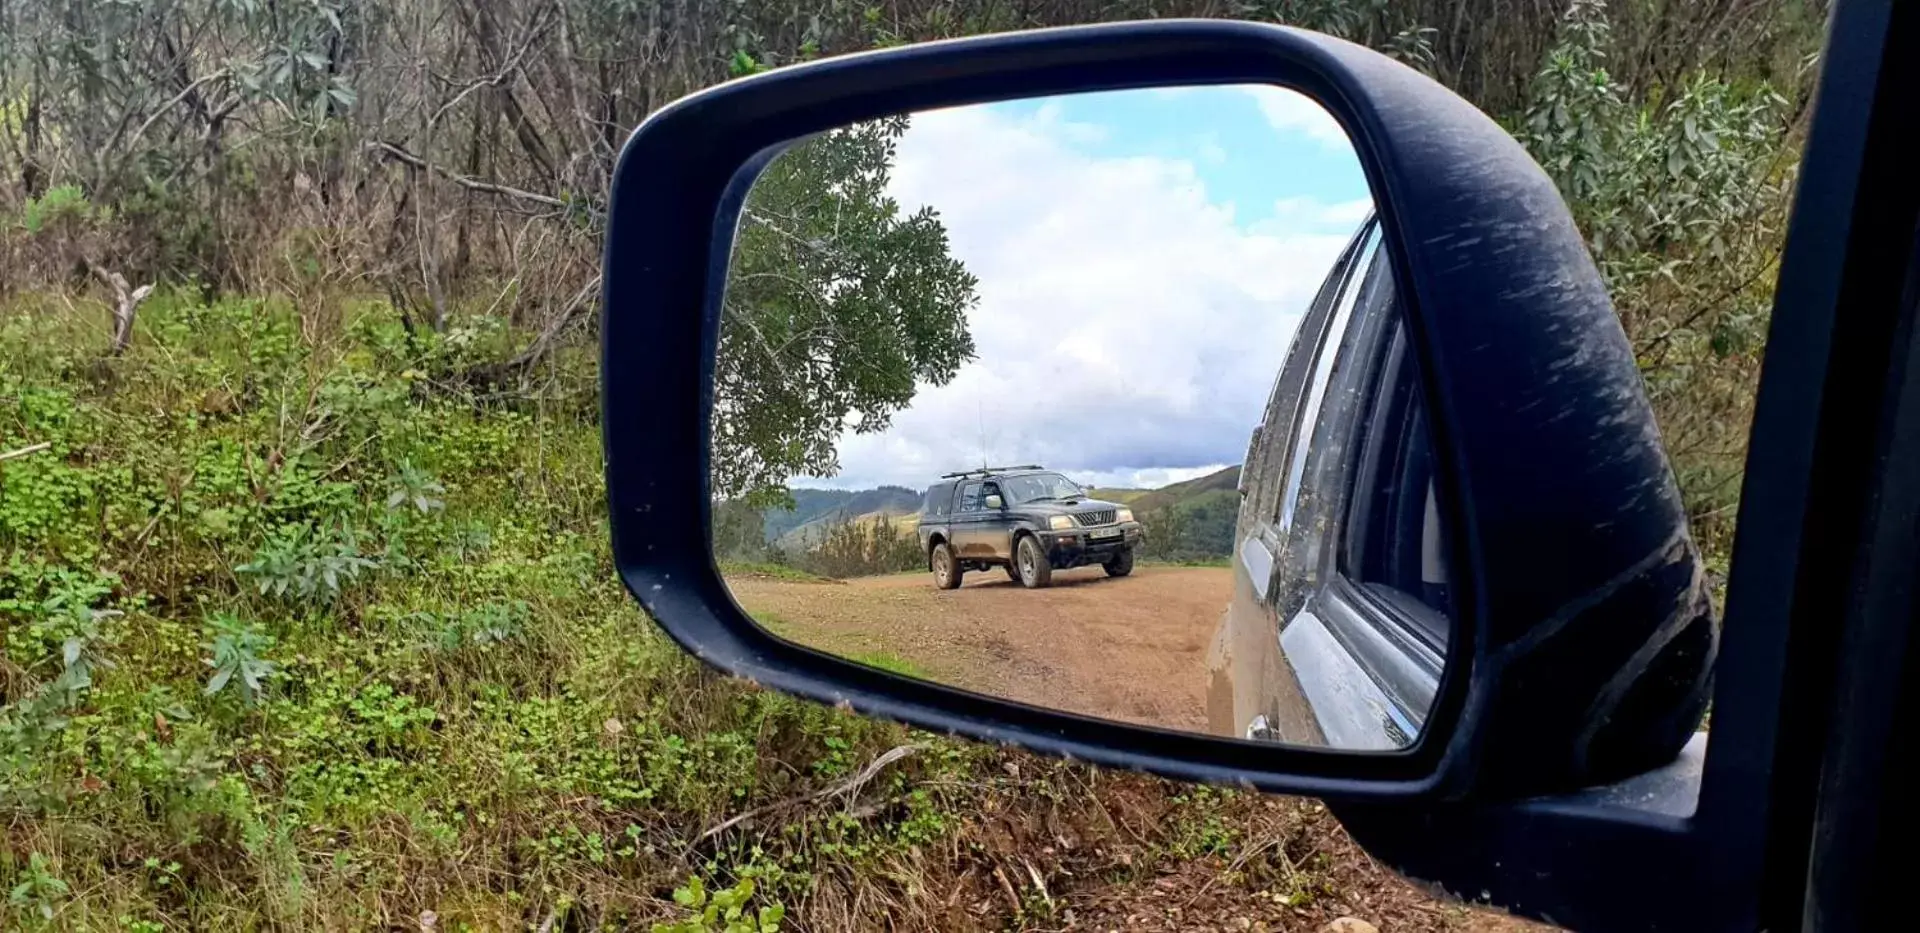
1090, 528, 1122, 539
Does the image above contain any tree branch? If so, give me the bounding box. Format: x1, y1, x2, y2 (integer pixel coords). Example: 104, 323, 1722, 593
123, 69, 232, 156
85, 260, 154, 355
364, 140, 588, 215
501, 273, 601, 371
690, 744, 920, 851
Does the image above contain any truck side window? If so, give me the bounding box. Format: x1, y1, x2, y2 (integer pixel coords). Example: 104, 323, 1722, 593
1346, 318, 1452, 648
958, 482, 984, 512
1239, 219, 1378, 546
1277, 225, 1385, 530
924, 483, 952, 518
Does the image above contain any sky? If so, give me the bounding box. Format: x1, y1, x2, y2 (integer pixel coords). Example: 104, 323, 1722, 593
787, 84, 1371, 491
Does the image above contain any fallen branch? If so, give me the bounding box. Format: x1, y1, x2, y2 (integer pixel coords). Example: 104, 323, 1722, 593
85, 261, 154, 355
502, 274, 601, 371
691, 744, 921, 849
1, 441, 53, 463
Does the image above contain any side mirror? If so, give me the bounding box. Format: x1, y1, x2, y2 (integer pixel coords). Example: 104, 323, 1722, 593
984, 493, 1004, 510
601, 21, 1715, 929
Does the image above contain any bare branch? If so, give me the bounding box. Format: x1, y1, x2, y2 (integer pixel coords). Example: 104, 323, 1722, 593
0, 442, 53, 463
85, 260, 155, 355
691, 744, 921, 850
364, 140, 577, 213
499, 274, 602, 372
122, 69, 232, 156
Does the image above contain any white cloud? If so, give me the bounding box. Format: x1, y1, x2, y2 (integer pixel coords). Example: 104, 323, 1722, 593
1269, 195, 1374, 231
787, 96, 1361, 492
1243, 85, 1353, 148
1076, 464, 1236, 491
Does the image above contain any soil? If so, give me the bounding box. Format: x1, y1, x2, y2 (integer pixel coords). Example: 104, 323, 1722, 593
724, 563, 1229, 733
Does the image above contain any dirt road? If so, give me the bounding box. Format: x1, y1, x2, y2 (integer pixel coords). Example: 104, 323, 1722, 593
724, 564, 1232, 733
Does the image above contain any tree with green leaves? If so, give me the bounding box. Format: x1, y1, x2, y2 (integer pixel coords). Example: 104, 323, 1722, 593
712, 116, 978, 505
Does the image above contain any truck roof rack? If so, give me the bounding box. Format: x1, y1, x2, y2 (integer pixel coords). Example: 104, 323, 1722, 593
939, 464, 1044, 479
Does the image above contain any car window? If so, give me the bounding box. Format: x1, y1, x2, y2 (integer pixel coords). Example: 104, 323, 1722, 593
924, 484, 952, 518
1278, 225, 1385, 531
1244, 219, 1377, 540
1346, 322, 1452, 646
1001, 473, 1081, 504
958, 482, 984, 512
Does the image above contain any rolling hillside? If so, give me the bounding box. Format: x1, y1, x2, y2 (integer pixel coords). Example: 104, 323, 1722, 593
1119, 466, 1243, 562
763, 486, 923, 551
1128, 465, 1242, 512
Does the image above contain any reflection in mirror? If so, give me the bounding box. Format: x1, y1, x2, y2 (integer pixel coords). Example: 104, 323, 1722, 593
710, 84, 1448, 750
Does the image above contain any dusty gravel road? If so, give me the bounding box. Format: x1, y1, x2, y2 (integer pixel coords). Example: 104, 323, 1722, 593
723, 564, 1231, 733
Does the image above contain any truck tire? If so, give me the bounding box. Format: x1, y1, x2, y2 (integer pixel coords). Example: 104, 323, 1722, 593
1003, 565, 1020, 583
931, 542, 962, 590
1015, 535, 1052, 589
1105, 547, 1135, 577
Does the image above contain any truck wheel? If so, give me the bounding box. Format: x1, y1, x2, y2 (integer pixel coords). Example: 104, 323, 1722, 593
1015, 535, 1052, 589
1003, 565, 1021, 583
1105, 547, 1135, 577
931, 542, 963, 590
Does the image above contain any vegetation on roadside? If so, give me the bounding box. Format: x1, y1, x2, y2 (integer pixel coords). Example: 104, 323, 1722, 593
0, 294, 1380, 930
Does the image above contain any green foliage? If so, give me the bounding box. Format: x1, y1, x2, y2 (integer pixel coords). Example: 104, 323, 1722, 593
717, 561, 826, 584
19, 185, 98, 236
0, 292, 1026, 927
203, 613, 276, 705
49, 607, 119, 704
1138, 490, 1239, 564
421, 600, 528, 650
655, 876, 785, 933
385, 460, 446, 514
850, 651, 928, 679
789, 514, 923, 578
715, 119, 979, 502
6, 853, 69, 926
235, 523, 378, 602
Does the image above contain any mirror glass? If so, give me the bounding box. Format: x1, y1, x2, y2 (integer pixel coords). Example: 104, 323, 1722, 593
710, 84, 1450, 751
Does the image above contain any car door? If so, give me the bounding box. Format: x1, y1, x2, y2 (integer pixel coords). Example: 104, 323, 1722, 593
951, 481, 988, 558
1211, 219, 1448, 749
1271, 291, 1447, 750
1209, 221, 1377, 742
920, 481, 956, 554
975, 481, 1014, 560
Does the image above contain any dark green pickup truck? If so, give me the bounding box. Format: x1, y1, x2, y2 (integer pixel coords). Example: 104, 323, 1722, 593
914, 466, 1144, 589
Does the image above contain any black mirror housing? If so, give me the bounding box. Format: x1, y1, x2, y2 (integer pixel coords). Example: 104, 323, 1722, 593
600, 20, 1709, 803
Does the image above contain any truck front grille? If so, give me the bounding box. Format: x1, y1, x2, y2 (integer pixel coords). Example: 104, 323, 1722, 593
1073, 510, 1117, 527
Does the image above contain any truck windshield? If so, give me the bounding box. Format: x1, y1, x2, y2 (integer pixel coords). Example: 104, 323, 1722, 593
1001, 473, 1084, 504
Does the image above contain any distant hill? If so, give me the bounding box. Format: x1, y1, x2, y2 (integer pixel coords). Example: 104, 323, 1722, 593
763, 485, 923, 551
1129, 465, 1241, 513
1124, 466, 1243, 562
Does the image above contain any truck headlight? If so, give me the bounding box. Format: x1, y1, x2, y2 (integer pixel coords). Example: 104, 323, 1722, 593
1048, 515, 1075, 530
1117, 508, 1134, 523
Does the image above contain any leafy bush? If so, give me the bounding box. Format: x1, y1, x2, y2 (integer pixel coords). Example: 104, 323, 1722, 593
203, 613, 276, 705
235, 523, 378, 602
789, 514, 923, 578
655, 876, 785, 933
